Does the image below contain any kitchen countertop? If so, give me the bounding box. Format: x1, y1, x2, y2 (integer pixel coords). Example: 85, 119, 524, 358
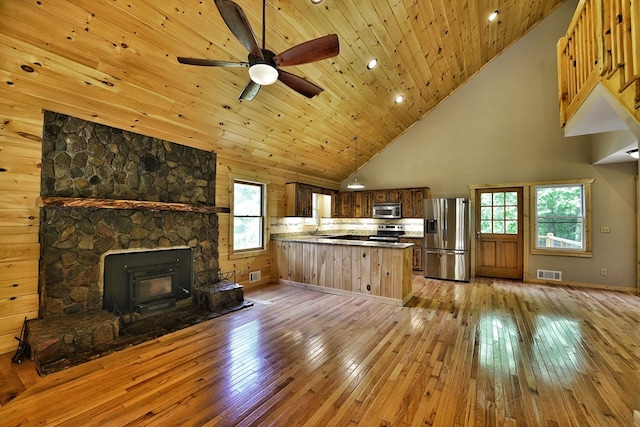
272, 234, 414, 249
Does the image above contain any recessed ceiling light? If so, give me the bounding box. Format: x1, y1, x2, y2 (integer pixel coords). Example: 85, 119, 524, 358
488, 10, 499, 22
395, 95, 404, 104
366, 58, 378, 70
311, 0, 323, 4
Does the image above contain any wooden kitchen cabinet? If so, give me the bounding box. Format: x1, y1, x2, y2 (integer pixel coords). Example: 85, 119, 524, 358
285, 183, 313, 217
373, 190, 402, 203
400, 237, 424, 271
401, 188, 431, 218
286, 183, 337, 217
353, 191, 373, 218
332, 187, 429, 218
332, 191, 353, 218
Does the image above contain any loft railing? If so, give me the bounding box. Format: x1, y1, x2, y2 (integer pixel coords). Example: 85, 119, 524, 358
557, 0, 640, 126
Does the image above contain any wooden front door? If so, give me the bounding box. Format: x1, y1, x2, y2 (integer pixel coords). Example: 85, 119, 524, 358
475, 188, 523, 279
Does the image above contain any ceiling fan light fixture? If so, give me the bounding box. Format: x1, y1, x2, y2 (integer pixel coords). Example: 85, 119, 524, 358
627, 148, 639, 159
249, 63, 279, 85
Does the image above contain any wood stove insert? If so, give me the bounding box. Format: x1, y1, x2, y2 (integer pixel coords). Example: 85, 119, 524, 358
103, 248, 193, 316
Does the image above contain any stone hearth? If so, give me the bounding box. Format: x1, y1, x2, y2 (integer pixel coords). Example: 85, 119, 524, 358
29, 281, 251, 374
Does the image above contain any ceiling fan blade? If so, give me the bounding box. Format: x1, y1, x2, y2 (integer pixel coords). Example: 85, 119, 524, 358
273, 34, 339, 67
214, 0, 263, 59
238, 80, 261, 100
277, 70, 324, 98
177, 57, 249, 67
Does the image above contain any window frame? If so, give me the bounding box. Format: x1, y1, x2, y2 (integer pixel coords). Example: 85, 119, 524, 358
531, 179, 592, 257
231, 178, 267, 255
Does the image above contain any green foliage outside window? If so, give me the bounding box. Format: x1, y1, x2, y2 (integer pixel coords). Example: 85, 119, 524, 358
233, 181, 264, 251
535, 184, 584, 250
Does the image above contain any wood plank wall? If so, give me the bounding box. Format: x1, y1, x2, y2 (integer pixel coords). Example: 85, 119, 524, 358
0, 105, 339, 356
0, 97, 42, 354
215, 155, 338, 292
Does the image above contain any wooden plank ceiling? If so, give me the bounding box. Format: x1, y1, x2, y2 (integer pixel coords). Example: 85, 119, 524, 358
0, 0, 566, 183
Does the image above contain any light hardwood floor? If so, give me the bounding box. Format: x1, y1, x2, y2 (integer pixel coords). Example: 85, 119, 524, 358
1, 276, 640, 426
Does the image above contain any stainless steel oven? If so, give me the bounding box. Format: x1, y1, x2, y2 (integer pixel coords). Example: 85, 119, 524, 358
368, 224, 405, 242
372, 202, 402, 219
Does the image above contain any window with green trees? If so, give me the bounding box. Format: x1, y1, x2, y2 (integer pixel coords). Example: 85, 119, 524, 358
233, 180, 265, 252
535, 183, 589, 253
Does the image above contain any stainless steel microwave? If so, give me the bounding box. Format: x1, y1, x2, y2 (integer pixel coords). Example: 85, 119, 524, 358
372, 202, 402, 219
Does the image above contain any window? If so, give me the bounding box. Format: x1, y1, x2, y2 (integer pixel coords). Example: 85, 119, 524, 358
534, 182, 591, 255
304, 193, 331, 226
233, 180, 265, 252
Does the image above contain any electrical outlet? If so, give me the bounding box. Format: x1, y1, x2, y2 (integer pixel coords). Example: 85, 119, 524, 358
600, 268, 607, 276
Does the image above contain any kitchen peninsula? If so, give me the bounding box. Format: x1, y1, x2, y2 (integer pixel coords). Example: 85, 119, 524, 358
273, 236, 413, 306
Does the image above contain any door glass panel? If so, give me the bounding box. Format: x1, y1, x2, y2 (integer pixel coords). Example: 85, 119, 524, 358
479, 190, 519, 235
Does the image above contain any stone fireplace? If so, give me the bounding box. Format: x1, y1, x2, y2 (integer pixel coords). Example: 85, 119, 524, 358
28, 111, 248, 374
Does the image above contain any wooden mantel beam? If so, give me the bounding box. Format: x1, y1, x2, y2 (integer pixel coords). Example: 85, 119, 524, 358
39, 197, 231, 214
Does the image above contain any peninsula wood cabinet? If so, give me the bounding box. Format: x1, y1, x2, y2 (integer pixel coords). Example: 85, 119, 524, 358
273, 238, 413, 305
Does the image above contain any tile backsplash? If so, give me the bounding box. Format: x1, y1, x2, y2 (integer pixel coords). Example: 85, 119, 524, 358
270, 217, 423, 237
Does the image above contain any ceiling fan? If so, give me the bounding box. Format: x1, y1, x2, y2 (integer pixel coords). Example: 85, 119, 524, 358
177, 0, 340, 101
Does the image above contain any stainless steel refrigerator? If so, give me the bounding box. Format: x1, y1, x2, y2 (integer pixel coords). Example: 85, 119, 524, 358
423, 198, 471, 281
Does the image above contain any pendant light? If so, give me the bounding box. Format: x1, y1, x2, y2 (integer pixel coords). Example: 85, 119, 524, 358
347, 135, 365, 189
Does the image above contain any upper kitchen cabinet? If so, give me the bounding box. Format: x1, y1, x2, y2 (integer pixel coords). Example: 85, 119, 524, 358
353, 191, 373, 218
285, 183, 337, 217
373, 190, 402, 203
402, 188, 430, 218
334, 187, 429, 218
332, 191, 353, 218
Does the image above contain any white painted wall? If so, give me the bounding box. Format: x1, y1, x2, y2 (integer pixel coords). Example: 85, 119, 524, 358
343, 0, 637, 289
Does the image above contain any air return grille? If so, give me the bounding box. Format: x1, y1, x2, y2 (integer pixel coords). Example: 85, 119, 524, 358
537, 269, 562, 281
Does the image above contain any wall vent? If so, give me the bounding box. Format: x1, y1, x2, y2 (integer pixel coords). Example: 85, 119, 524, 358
249, 271, 261, 282
537, 269, 562, 281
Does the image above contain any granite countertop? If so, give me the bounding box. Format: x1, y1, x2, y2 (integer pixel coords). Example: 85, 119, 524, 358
272, 234, 414, 249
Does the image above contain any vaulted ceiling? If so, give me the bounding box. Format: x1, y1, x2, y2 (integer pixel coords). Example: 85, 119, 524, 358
0, 0, 566, 183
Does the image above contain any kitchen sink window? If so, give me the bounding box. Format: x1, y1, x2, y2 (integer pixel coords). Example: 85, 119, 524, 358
533, 180, 592, 257
233, 179, 266, 252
